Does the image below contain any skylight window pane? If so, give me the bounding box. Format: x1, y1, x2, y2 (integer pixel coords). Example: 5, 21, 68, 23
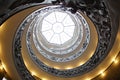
42, 30, 54, 41
50, 34, 61, 44
60, 32, 71, 44
55, 11, 67, 22
63, 15, 75, 26
64, 26, 75, 37
42, 20, 52, 31
44, 12, 56, 24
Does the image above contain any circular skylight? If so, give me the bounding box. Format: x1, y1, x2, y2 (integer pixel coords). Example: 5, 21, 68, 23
41, 11, 75, 45
30, 6, 90, 62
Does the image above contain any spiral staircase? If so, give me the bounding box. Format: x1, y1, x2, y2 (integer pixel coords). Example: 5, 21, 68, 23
0, 0, 120, 80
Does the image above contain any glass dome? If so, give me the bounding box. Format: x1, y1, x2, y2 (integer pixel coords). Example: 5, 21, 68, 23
41, 11, 75, 45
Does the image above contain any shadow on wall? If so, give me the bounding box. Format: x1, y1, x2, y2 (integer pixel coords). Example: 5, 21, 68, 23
0, 0, 120, 17
0, 0, 44, 16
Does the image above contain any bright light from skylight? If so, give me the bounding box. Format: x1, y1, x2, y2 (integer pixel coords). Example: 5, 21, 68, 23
2, 77, 7, 80
41, 11, 75, 45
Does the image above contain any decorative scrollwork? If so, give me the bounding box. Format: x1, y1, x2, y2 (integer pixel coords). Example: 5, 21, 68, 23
13, 11, 36, 80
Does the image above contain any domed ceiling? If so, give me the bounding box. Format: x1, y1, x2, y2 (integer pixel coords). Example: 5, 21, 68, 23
0, 0, 120, 80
